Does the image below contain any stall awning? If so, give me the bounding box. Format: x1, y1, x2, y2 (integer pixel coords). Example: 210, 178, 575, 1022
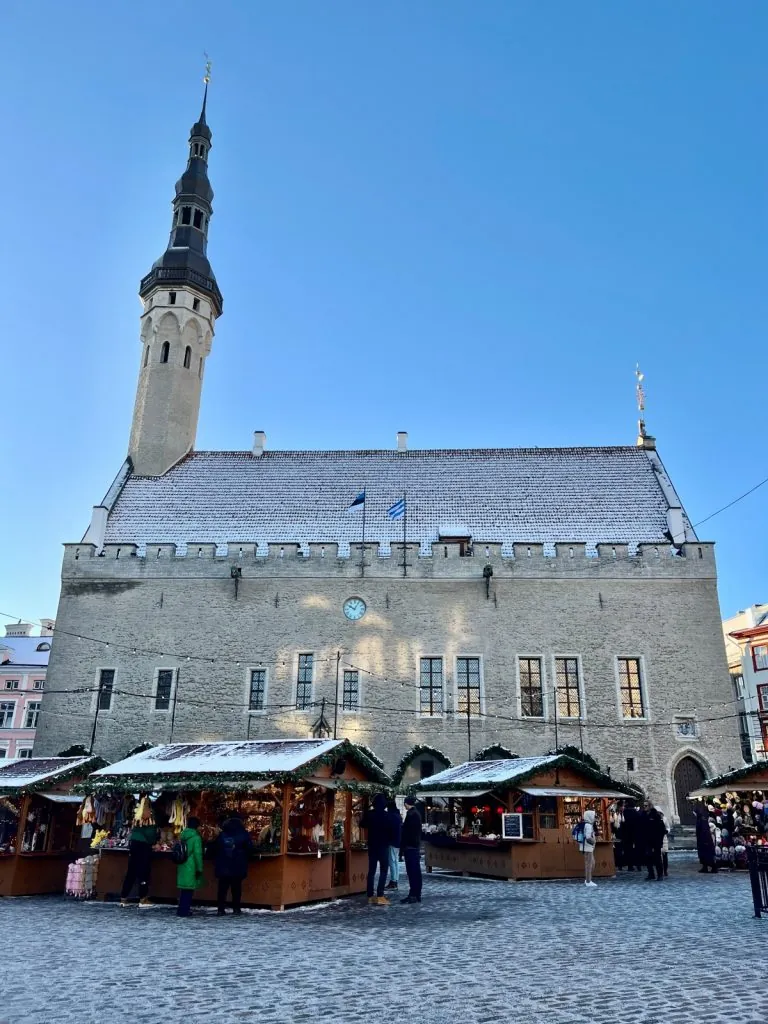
305, 777, 382, 791
520, 787, 630, 799
415, 789, 492, 799
39, 793, 84, 804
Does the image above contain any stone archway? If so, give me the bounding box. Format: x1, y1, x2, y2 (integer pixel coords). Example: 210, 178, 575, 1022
673, 756, 706, 826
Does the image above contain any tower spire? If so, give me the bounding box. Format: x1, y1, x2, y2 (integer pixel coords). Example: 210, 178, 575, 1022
635, 365, 656, 450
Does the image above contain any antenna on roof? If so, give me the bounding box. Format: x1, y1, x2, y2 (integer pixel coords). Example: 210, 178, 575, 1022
635, 365, 656, 450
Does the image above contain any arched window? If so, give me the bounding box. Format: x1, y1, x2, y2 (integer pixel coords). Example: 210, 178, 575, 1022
160, 341, 170, 364
144, 345, 150, 367
36, 642, 51, 652
184, 346, 191, 369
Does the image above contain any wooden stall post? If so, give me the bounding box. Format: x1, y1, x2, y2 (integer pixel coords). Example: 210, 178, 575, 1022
272, 782, 291, 911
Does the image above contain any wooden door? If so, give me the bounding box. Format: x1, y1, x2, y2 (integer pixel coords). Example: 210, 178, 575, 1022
674, 757, 705, 826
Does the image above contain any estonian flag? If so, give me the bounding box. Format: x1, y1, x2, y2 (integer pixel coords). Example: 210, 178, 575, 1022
387, 497, 406, 521
348, 489, 366, 509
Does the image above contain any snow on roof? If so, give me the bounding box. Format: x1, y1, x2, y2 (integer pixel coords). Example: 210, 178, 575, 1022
0, 756, 94, 792
414, 756, 560, 789
103, 447, 681, 553
0, 636, 51, 668
90, 739, 343, 778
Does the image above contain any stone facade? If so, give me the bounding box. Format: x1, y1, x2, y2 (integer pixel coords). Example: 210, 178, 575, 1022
36, 538, 741, 820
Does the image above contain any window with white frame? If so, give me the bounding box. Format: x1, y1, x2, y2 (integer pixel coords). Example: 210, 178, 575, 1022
296, 654, 314, 709
24, 702, 41, 728
519, 658, 543, 717
419, 658, 443, 716
155, 670, 174, 710
0, 748, 6, 758
33, 679, 44, 690
753, 644, 768, 671
618, 658, 646, 719
97, 669, 115, 710
555, 658, 581, 718
0, 702, 15, 727
342, 670, 359, 711
18, 748, 33, 759
457, 657, 482, 716
757, 683, 768, 713
249, 669, 267, 711
4, 680, 19, 690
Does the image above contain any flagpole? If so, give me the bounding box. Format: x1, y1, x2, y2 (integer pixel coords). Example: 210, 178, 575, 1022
360, 484, 366, 578
402, 491, 407, 578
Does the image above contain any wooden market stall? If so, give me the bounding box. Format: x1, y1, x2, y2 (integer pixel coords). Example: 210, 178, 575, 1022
0, 756, 106, 896
688, 762, 768, 864
414, 755, 636, 880
80, 738, 391, 910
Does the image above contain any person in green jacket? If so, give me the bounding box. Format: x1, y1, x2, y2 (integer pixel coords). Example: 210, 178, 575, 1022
176, 816, 204, 918
120, 822, 159, 906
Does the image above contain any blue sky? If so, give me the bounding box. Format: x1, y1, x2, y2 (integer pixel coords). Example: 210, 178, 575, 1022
2, 1, 766, 625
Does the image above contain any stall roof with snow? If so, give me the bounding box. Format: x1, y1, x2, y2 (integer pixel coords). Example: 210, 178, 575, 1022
688, 761, 768, 799
81, 739, 391, 792
0, 756, 107, 795
412, 754, 634, 799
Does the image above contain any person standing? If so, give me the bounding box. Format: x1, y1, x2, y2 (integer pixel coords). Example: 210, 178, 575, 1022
580, 808, 598, 888
212, 812, 253, 915
361, 793, 390, 904
385, 799, 402, 891
119, 818, 159, 906
643, 802, 667, 881
695, 803, 717, 873
400, 796, 423, 904
176, 816, 204, 918
622, 802, 640, 871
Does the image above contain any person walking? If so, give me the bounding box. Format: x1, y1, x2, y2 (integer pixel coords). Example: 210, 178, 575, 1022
176, 816, 204, 918
580, 808, 598, 887
695, 803, 717, 873
400, 795, 423, 904
119, 818, 159, 906
362, 793, 390, 904
385, 798, 402, 891
212, 812, 253, 915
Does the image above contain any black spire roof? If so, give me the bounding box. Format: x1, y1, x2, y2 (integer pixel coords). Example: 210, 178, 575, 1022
139, 86, 222, 316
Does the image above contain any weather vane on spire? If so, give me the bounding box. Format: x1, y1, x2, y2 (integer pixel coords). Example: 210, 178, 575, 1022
203, 53, 212, 85
634, 364, 655, 448
635, 364, 645, 415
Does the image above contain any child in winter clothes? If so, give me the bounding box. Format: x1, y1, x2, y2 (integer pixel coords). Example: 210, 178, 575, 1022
176, 816, 204, 917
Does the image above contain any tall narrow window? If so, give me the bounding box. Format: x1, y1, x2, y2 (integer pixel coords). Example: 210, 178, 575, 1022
342, 671, 359, 712
97, 669, 115, 711
155, 669, 174, 710
24, 702, 41, 728
181, 207, 191, 225
168, 291, 176, 305
457, 657, 481, 716
160, 341, 170, 363
198, 357, 203, 378
192, 297, 200, 311
520, 658, 543, 717
419, 657, 443, 716
0, 702, 15, 727
296, 654, 314, 709
555, 658, 581, 718
183, 346, 191, 368
249, 669, 267, 711
144, 345, 150, 367
618, 658, 645, 718
193, 209, 204, 229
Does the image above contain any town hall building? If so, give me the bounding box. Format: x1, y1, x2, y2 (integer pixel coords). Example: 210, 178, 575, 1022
35, 88, 742, 823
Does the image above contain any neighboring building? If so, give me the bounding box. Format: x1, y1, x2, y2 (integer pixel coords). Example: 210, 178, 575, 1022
724, 604, 768, 763
0, 621, 53, 758
35, 87, 742, 823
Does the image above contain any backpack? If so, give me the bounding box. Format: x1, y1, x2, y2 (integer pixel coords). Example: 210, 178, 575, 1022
170, 838, 189, 864
572, 820, 587, 845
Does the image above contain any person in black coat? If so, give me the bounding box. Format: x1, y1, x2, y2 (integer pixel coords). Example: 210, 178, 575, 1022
621, 803, 640, 870
641, 802, 667, 881
399, 795, 423, 904
212, 813, 254, 914
361, 793, 390, 903
695, 803, 717, 873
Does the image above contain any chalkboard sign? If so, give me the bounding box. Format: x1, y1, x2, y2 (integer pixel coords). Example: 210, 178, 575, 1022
501, 813, 523, 840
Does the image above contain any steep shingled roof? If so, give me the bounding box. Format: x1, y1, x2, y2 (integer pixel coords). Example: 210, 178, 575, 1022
102, 446, 686, 554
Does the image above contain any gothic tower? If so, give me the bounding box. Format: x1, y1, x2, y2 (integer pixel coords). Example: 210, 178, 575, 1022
128, 85, 223, 476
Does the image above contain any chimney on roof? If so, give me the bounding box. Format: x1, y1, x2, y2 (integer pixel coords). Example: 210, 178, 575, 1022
5, 622, 33, 638
40, 619, 55, 636
252, 430, 267, 457
397, 431, 408, 452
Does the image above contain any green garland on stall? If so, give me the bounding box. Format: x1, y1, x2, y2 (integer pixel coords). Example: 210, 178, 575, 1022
473, 744, 518, 761
549, 744, 601, 774
354, 743, 385, 770
123, 742, 155, 759
391, 744, 452, 787
698, 761, 768, 792
56, 744, 90, 758
0, 756, 108, 796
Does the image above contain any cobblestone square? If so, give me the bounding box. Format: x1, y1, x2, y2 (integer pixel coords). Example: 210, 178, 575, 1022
0, 855, 764, 1024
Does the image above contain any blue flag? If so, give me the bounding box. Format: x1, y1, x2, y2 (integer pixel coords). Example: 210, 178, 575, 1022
348, 489, 366, 509
387, 497, 406, 520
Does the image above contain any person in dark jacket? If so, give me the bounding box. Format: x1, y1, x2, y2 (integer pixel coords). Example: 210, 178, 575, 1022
362, 793, 390, 904
622, 803, 641, 871
641, 802, 667, 880
212, 813, 254, 915
120, 821, 159, 906
695, 803, 717, 873
399, 795, 423, 904
385, 799, 402, 890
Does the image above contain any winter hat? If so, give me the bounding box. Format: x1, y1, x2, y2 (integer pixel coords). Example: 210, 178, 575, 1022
404, 796, 418, 807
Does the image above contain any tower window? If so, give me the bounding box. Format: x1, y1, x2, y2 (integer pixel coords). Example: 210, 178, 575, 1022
193, 209, 204, 230
144, 345, 150, 367
198, 357, 203, 378
160, 341, 170, 364
173, 210, 179, 226
181, 207, 191, 225
192, 298, 200, 311
184, 346, 191, 369
168, 291, 176, 305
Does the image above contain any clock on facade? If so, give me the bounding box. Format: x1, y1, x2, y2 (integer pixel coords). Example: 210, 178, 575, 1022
343, 597, 367, 621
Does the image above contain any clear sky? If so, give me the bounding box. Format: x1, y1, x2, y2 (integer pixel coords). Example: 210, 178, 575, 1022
2, 1, 766, 627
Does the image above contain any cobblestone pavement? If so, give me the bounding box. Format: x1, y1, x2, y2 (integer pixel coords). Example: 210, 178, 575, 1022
1, 854, 765, 1024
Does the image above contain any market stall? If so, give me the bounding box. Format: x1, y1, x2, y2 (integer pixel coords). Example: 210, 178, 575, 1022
0, 756, 106, 896
413, 755, 635, 880
79, 738, 391, 909
688, 762, 768, 869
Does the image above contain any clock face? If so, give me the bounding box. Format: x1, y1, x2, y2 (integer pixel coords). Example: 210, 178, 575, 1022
343, 597, 367, 621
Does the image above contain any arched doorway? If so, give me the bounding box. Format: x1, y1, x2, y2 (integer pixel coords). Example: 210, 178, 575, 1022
673, 756, 706, 825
